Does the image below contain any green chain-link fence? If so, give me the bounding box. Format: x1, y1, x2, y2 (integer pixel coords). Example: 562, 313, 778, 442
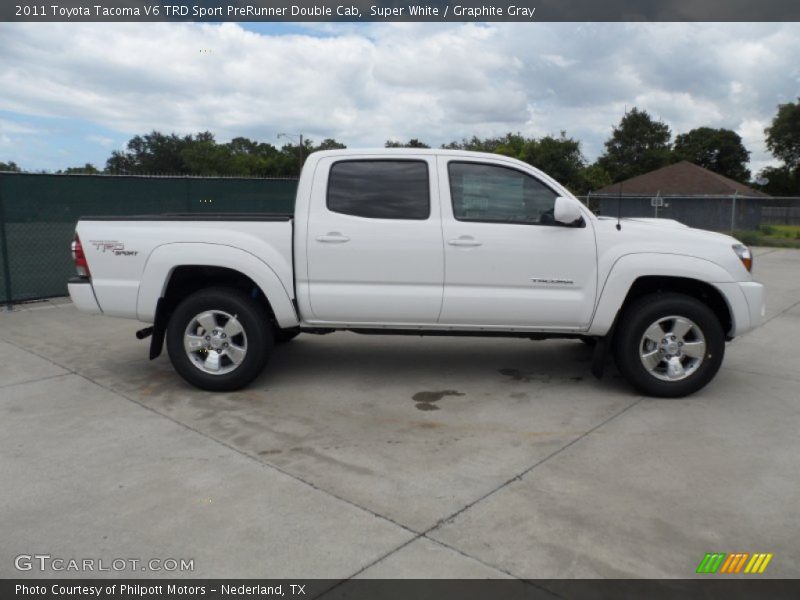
0, 173, 298, 305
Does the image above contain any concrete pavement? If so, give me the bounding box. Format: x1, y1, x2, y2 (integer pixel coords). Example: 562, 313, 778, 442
1, 247, 798, 579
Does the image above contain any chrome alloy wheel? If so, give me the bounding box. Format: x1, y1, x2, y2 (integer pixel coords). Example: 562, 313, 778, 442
183, 310, 247, 375
639, 315, 707, 382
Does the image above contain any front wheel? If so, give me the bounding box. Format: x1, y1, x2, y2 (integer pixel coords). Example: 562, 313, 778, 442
613, 293, 725, 398
166, 287, 273, 391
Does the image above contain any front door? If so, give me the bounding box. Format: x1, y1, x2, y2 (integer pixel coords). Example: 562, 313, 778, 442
438, 157, 597, 329
306, 157, 444, 324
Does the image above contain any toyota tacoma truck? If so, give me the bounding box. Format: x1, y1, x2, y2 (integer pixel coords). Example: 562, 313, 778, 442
68, 149, 765, 397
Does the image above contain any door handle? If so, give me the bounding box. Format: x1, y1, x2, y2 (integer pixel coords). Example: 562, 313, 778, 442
316, 232, 350, 243
448, 236, 482, 247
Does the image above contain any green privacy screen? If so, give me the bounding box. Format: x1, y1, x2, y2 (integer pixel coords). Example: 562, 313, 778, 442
0, 173, 298, 304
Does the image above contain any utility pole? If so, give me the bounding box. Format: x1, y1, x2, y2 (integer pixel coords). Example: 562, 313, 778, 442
277, 133, 304, 176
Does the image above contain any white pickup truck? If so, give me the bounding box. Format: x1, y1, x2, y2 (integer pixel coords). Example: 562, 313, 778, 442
68, 149, 765, 397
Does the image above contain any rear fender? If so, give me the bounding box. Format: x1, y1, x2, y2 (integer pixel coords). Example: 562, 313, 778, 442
136, 243, 299, 328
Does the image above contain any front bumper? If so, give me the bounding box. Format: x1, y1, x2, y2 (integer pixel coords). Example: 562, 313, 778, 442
738, 281, 766, 332
67, 277, 102, 314
716, 280, 765, 337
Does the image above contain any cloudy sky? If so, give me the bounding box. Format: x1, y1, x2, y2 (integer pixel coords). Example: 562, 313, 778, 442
0, 21, 798, 175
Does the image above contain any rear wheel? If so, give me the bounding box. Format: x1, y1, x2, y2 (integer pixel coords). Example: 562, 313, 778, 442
613, 293, 724, 398
166, 287, 273, 391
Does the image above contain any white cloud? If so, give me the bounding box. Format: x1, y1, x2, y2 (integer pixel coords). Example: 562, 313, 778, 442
0, 118, 43, 135
0, 21, 798, 174
86, 134, 115, 147
738, 118, 775, 175
541, 54, 578, 68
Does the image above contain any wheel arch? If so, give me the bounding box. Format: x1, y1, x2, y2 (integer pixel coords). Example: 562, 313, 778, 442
137, 243, 299, 359
164, 265, 278, 323
588, 254, 737, 338
147, 265, 287, 360
617, 276, 732, 337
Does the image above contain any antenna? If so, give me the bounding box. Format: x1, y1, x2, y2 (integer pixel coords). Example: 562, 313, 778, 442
616, 182, 623, 231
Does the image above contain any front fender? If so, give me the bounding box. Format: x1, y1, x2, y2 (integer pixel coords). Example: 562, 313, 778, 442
587, 253, 739, 336
136, 243, 299, 328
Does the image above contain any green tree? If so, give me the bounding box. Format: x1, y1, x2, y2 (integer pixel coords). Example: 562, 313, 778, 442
597, 108, 672, 182
106, 131, 195, 174
385, 139, 430, 148
226, 137, 286, 176
59, 163, 100, 174
442, 133, 525, 155
279, 138, 316, 177
104, 131, 316, 177
521, 133, 586, 192
104, 149, 135, 174
181, 132, 236, 176
313, 138, 347, 152
673, 127, 750, 181
579, 164, 612, 194
442, 136, 498, 152
492, 133, 528, 159
765, 98, 800, 171
756, 166, 799, 196
0, 160, 21, 172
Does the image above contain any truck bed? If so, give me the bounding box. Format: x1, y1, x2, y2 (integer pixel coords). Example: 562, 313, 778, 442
75, 214, 295, 322
79, 213, 293, 221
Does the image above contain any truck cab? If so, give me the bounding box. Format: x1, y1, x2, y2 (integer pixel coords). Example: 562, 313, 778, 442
296, 150, 595, 329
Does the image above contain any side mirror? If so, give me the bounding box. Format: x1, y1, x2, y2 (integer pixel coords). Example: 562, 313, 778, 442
554, 196, 583, 225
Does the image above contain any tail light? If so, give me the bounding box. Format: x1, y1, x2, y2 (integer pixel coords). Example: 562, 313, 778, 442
71, 234, 90, 278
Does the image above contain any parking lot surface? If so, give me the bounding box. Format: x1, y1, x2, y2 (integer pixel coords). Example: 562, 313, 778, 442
1, 247, 798, 579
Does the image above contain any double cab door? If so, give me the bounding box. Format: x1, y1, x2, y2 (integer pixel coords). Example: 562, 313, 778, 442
305, 156, 444, 324
305, 153, 597, 329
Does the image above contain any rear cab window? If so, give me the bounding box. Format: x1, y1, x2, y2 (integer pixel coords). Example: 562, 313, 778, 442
327, 160, 430, 220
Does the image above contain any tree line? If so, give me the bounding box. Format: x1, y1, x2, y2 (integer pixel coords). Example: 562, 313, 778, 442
1, 100, 798, 195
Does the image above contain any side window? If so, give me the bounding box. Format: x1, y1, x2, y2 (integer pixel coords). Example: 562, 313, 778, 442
327, 160, 430, 220
448, 162, 559, 225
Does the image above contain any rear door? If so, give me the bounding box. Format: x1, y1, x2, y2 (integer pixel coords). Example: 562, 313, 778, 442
438, 156, 597, 329
305, 156, 444, 324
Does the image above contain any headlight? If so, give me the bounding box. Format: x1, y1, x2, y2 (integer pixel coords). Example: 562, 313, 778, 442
732, 244, 752, 272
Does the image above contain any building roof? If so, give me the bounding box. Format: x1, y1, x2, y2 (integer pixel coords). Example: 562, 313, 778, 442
592, 161, 769, 197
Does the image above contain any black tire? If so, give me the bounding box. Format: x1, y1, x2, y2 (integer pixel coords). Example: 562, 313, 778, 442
166, 287, 273, 391
274, 328, 301, 344
613, 293, 725, 398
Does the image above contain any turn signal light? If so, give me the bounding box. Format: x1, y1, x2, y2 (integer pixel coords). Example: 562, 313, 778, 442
732, 244, 753, 273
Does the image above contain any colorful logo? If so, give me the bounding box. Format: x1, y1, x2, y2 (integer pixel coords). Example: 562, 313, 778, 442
696, 552, 773, 574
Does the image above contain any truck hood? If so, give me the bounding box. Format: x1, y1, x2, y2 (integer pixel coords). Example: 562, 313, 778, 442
596, 216, 739, 244
622, 217, 688, 229
593, 216, 749, 281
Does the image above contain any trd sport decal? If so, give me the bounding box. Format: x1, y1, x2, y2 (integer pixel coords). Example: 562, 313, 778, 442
89, 240, 139, 256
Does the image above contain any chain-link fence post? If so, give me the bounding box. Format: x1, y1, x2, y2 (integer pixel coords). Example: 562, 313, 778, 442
0, 183, 13, 309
